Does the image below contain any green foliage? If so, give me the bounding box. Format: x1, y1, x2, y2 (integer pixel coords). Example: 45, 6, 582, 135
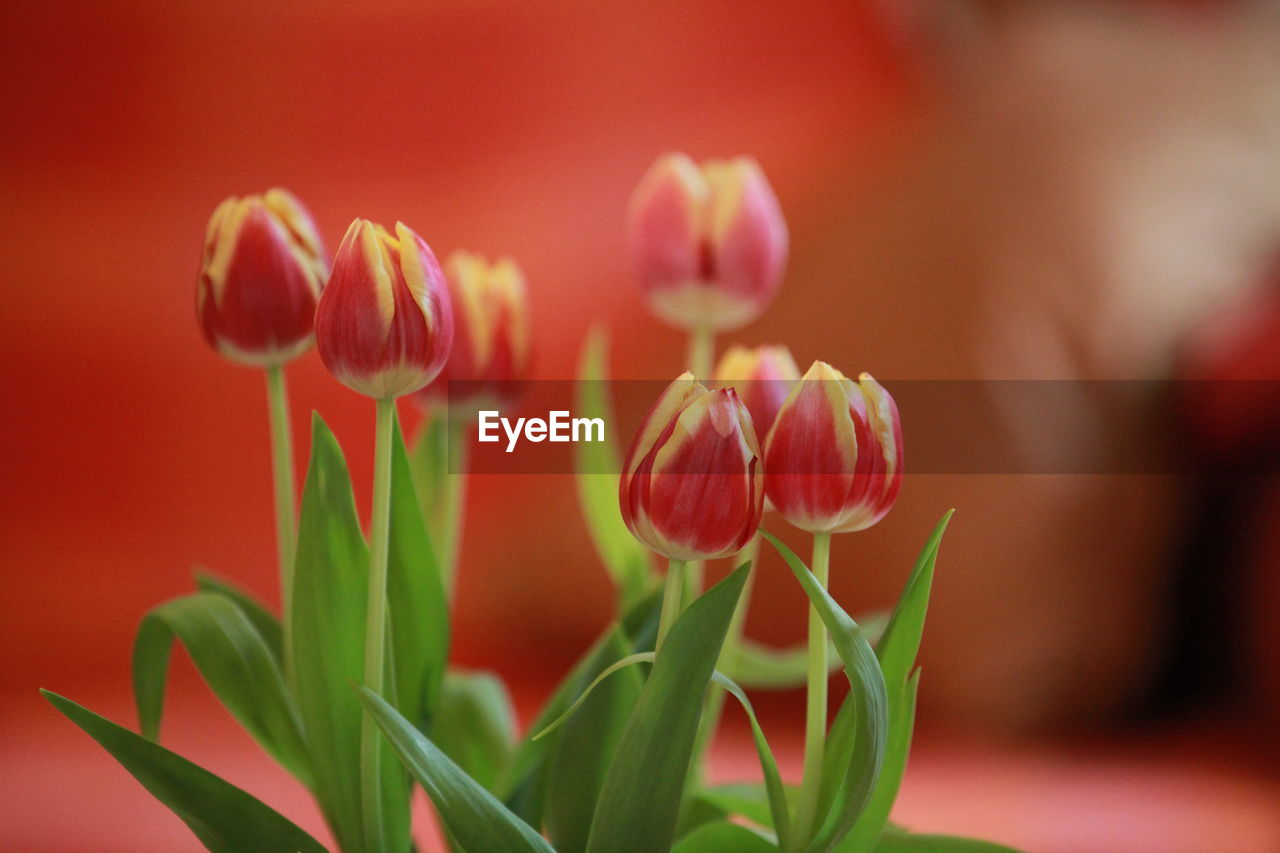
359, 688, 555, 853
290, 413, 409, 853
575, 327, 658, 609
869, 828, 1023, 852
42, 691, 327, 853
585, 564, 750, 853
131, 591, 311, 786
761, 532, 889, 853
672, 821, 778, 853
431, 669, 516, 792
387, 414, 450, 728
192, 572, 284, 663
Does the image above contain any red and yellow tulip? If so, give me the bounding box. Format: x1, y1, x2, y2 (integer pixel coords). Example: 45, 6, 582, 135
620, 373, 765, 561
315, 219, 453, 399
197, 188, 327, 366
628, 153, 787, 333
763, 361, 903, 533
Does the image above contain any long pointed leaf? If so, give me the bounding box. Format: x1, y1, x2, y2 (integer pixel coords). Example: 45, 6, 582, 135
290, 414, 409, 853
43, 691, 327, 853
359, 688, 555, 853
132, 592, 311, 786
432, 669, 516, 791
585, 563, 751, 853
388, 414, 450, 727
761, 532, 889, 853
575, 327, 657, 608
839, 512, 952, 852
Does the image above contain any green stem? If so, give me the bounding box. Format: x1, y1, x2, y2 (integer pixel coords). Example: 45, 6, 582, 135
264, 365, 296, 668
687, 324, 715, 378
359, 397, 396, 853
793, 531, 832, 848
656, 558, 686, 652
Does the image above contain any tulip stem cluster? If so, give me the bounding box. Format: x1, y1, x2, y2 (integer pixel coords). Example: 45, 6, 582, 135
439, 419, 469, 598
359, 397, 397, 853
264, 363, 297, 659
794, 530, 832, 846
657, 558, 688, 652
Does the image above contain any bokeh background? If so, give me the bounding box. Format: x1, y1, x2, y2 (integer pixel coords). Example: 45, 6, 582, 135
3, 1, 1280, 851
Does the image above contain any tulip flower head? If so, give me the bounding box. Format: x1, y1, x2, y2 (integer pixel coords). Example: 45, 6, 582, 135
620, 373, 765, 561
764, 361, 903, 534
197, 188, 328, 366
315, 219, 453, 399
628, 153, 787, 333
418, 250, 531, 410
714, 344, 801, 438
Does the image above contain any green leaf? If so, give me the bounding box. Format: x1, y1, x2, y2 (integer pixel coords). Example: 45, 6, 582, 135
575, 326, 657, 609
42, 691, 328, 853
723, 637, 840, 691
761, 532, 889, 853
672, 821, 777, 853
696, 783, 803, 832
840, 512, 953, 852
359, 688, 555, 853
388, 414, 450, 728
545, 630, 643, 853
193, 572, 284, 663
498, 590, 661, 828
585, 563, 751, 853
132, 592, 311, 786
431, 669, 515, 792
870, 828, 1022, 852
290, 413, 409, 853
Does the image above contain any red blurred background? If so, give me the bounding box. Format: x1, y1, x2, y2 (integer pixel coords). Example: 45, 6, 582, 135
3, 1, 1280, 851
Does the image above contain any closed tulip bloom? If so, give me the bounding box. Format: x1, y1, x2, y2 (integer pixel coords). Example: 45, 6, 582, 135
197, 188, 327, 366
714, 344, 801, 437
620, 373, 765, 561
764, 361, 903, 533
418, 250, 531, 408
315, 219, 453, 399
628, 153, 787, 333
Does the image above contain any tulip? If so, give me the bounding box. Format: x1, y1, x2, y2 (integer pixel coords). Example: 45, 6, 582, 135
197, 188, 327, 366
418, 250, 531, 409
628, 153, 787, 338
315, 219, 454, 399
620, 373, 764, 562
621, 373, 765, 649
764, 360, 903, 534
713, 344, 801, 438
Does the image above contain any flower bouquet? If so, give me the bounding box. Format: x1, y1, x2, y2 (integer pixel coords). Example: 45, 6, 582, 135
42, 154, 1019, 852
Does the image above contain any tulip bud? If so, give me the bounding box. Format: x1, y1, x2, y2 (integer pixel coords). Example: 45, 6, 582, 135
315, 219, 453, 399
197, 188, 327, 366
628, 153, 787, 333
417, 250, 531, 409
713, 344, 801, 437
763, 361, 903, 534
620, 373, 765, 561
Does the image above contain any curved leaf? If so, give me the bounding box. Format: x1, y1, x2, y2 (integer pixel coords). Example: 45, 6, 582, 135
43, 691, 327, 853
193, 572, 284, 663
840, 511, 952, 852
388, 414, 450, 728
132, 592, 311, 786
359, 688, 555, 853
575, 327, 657, 608
723, 637, 842, 691
290, 414, 409, 853
585, 563, 751, 853
545, 630, 643, 853
673, 821, 777, 853
761, 532, 889, 853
